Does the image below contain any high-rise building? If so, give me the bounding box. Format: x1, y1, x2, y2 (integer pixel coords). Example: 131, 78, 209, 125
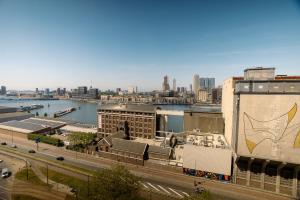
56, 88, 61, 96
116, 88, 121, 93
162, 75, 170, 91
35, 88, 39, 93
192, 74, 200, 98
1, 86, 6, 95
200, 78, 215, 91
172, 78, 176, 92
44, 88, 50, 96
128, 86, 137, 94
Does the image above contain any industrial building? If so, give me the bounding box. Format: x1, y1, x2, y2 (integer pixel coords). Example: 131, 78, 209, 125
0, 106, 34, 123
222, 67, 300, 198
98, 104, 157, 139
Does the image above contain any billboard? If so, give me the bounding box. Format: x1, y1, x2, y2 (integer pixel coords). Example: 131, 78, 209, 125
237, 94, 300, 163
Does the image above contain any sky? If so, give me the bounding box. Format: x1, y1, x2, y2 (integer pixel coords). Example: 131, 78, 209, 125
0, 0, 300, 91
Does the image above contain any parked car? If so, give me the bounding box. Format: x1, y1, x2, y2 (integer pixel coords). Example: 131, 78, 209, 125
1, 142, 7, 145
56, 156, 64, 161
0, 160, 3, 163
10, 144, 17, 148
28, 149, 36, 153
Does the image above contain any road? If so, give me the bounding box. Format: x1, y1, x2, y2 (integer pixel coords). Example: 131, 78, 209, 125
0, 153, 26, 200
0, 132, 294, 200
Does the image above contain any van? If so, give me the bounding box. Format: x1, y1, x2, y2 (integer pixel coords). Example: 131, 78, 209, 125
1, 168, 9, 178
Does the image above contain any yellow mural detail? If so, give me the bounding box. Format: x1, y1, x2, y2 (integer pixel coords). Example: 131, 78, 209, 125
293, 130, 300, 148
288, 103, 297, 123
246, 139, 256, 153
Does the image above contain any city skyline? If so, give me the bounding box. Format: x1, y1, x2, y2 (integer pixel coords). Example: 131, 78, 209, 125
1, 0, 300, 90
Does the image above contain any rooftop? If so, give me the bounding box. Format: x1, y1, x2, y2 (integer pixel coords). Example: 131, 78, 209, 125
98, 104, 156, 113
111, 138, 148, 155
22, 118, 66, 129
0, 112, 34, 120
0, 120, 48, 133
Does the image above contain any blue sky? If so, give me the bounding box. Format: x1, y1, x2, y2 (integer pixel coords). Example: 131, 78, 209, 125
0, 0, 300, 91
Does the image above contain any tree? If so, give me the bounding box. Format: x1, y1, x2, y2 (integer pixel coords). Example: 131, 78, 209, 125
68, 132, 95, 147
183, 190, 212, 200
36, 112, 39, 117
44, 112, 48, 117
90, 165, 142, 200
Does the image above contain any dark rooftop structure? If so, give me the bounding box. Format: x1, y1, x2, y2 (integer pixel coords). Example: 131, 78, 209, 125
0, 120, 49, 133
0, 106, 18, 114
111, 138, 148, 156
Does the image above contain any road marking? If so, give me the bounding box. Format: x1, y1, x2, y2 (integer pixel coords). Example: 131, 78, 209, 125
157, 185, 171, 194
147, 182, 160, 192
168, 187, 183, 198
140, 182, 149, 189
182, 191, 190, 196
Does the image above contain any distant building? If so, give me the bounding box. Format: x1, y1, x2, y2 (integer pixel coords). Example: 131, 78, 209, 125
35, 88, 39, 93
128, 86, 137, 94
116, 88, 121, 93
44, 88, 50, 96
200, 78, 215, 91
162, 75, 170, 91
71, 86, 98, 99
1, 86, 6, 95
198, 89, 208, 102
56, 88, 61, 96
212, 87, 222, 104
172, 78, 176, 92
193, 74, 200, 99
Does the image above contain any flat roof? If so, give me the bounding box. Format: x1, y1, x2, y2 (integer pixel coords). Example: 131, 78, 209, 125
184, 106, 221, 113
244, 67, 275, 72
0, 112, 33, 120
98, 104, 156, 113
0, 120, 48, 133
22, 118, 66, 129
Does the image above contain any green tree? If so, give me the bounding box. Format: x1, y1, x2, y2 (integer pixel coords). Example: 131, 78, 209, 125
90, 165, 142, 200
68, 132, 95, 147
35, 112, 39, 117
44, 112, 48, 117
183, 190, 212, 200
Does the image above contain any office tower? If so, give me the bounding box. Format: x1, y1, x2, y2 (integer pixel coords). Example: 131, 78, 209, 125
200, 78, 215, 91
1, 86, 6, 95
162, 75, 170, 91
44, 88, 50, 96
57, 88, 61, 96
192, 74, 200, 98
35, 88, 39, 93
116, 88, 121, 93
173, 78, 176, 92
128, 86, 136, 94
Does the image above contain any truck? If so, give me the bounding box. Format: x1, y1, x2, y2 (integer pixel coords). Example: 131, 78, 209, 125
1, 168, 10, 178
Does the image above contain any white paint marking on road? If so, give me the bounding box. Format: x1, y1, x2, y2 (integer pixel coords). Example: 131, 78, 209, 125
168, 187, 183, 198
139, 181, 149, 189
157, 185, 171, 194
147, 182, 160, 192
182, 191, 190, 196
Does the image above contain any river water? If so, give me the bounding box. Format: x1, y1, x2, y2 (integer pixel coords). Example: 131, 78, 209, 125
0, 99, 190, 132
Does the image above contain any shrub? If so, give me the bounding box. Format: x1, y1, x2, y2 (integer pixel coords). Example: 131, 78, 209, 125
27, 134, 64, 147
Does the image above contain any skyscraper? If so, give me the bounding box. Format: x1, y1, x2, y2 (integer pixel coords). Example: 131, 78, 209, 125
172, 78, 176, 92
1, 86, 6, 95
192, 74, 200, 98
200, 78, 215, 91
162, 75, 170, 91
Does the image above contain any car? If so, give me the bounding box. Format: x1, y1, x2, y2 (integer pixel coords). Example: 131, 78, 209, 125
56, 156, 64, 161
1, 142, 7, 145
10, 144, 17, 148
0, 160, 3, 163
1, 168, 10, 178
28, 149, 36, 153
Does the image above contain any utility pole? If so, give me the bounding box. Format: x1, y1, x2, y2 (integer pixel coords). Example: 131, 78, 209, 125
26, 161, 28, 181
47, 164, 49, 185
87, 175, 90, 197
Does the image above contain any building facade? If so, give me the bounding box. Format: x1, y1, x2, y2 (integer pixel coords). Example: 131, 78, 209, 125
98, 104, 157, 139
192, 74, 200, 99
222, 67, 300, 198
162, 75, 170, 91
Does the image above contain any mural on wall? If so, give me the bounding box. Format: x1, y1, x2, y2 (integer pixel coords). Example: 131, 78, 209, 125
243, 103, 300, 154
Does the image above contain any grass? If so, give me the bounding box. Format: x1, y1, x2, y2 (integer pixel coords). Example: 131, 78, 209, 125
15, 168, 48, 186
11, 194, 41, 200
39, 167, 89, 199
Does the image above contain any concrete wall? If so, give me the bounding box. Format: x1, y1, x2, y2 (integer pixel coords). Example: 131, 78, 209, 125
222, 78, 237, 149
237, 94, 300, 164
183, 112, 224, 134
